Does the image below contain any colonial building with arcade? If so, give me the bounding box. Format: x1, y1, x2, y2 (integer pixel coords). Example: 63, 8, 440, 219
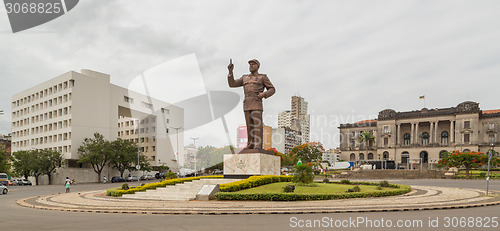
338, 101, 500, 168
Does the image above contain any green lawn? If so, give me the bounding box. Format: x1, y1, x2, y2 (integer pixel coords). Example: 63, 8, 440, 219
237, 182, 394, 194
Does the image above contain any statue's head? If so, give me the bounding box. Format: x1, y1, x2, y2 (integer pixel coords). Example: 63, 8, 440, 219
248, 59, 260, 73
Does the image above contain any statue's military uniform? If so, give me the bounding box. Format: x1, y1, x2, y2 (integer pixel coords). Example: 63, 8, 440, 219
228, 73, 275, 111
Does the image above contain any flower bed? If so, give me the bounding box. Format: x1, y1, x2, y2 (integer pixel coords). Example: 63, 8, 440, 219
106, 175, 223, 197
219, 175, 292, 192
215, 180, 411, 201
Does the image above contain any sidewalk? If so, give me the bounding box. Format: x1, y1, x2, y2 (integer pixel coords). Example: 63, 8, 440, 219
17, 185, 500, 215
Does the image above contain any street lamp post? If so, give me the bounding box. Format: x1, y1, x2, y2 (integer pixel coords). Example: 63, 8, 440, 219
191, 137, 199, 177
172, 126, 182, 162
487, 143, 494, 196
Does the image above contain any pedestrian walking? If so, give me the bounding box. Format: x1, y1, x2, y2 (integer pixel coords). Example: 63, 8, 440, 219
65, 177, 71, 193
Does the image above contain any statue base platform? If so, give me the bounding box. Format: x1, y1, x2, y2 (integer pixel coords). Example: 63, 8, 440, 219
238, 148, 274, 155
224, 153, 280, 179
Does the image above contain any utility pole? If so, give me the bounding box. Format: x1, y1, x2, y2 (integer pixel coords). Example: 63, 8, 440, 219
191, 137, 199, 177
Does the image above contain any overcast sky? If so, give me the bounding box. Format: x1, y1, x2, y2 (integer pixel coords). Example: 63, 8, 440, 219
1, 0, 499, 150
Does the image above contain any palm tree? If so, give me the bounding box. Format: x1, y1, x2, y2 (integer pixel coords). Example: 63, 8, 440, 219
359, 131, 375, 152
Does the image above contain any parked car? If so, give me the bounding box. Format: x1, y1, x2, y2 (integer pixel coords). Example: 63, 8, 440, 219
20, 179, 32, 186
111, 176, 126, 183
0, 185, 7, 194
127, 176, 138, 181
140, 175, 154, 180
155, 172, 166, 179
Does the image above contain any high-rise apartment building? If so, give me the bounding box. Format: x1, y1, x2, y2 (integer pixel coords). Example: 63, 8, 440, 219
277, 96, 310, 145
11, 69, 183, 184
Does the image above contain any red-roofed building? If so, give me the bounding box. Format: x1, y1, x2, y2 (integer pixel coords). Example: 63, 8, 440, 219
338, 101, 500, 169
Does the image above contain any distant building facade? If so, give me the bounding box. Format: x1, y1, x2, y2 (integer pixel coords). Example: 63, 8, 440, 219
236, 124, 272, 150
272, 127, 302, 154
339, 101, 499, 167
276, 96, 310, 152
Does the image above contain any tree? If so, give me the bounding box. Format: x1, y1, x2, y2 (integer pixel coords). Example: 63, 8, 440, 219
39, 149, 63, 185
0, 148, 10, 173
78, 133, 112, 182
438, 150, 500, 179
109, 139, 139, 177
11, 150, 42, 184
359, 131, 375, 151
292, 163, 314, 184
289, 142, 325, 164
267, 148, 295, 167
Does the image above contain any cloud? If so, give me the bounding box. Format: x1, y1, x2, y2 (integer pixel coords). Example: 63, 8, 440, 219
1, 0, 500, 148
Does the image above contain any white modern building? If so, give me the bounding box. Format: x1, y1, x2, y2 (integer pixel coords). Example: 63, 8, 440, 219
11, 69, 183, 184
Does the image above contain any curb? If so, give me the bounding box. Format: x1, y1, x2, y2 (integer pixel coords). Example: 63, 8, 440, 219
16, 195, 500, 216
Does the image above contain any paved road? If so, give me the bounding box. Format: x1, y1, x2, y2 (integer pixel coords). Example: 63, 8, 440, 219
1, 179, 499, 231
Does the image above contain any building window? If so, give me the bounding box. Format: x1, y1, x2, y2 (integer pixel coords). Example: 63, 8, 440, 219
489, 135, 495, 145
422, 132, 429, 145
151, 156, 155, 161
464, 121, 470, 129
489, 123, 495, 130
403, 133, 411, 145
124, 96, 134, 103
441, 131, 449, 144
143, 102, 153, 109
383, 151, 389, 160
464, 133, 470, 144
439, 150, 447, 159
384, 138, 388, 146
359, 153, 364, 160
384, 126, 389, 134
367, 153, 373, 159
161, 108, 169, 114
401, 152, 409, 164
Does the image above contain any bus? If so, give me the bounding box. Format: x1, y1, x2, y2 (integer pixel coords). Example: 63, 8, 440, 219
0, 173, 8, 185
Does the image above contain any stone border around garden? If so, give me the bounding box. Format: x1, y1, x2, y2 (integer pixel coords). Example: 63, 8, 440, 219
16, 186, 500, 215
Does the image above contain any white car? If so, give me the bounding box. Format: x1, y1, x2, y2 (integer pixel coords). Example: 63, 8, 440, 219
0, 185, 7, 194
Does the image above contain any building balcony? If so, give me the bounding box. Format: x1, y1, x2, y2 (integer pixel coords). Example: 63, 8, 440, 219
487, 128, 497, 134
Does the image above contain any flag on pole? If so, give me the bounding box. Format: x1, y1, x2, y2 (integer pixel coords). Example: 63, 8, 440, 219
419, 95, 425, 99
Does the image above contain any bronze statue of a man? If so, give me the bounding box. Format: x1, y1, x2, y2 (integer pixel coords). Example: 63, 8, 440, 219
228, 59, 275, 151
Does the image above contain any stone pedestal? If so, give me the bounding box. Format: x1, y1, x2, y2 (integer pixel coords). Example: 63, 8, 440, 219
224, 153, 280, 178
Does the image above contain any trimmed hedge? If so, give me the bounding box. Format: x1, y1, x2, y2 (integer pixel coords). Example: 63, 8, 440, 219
215, 184, 411, 201
106, 175, 224, 197
219, 175, 293, 192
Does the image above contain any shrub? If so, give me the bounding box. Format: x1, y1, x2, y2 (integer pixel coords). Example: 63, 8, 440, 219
323, 178, 330, 183
283, 184, 295, 193
376, 185, 382, 190
352, 186, 361, 192
215, 184, 412, 201
121, 183, 129, 190
340, 179, 351, 184
479, 172, 486, 178
379, 180, 390, 187
165, 172, 178, 180
293, 164, 314, 184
